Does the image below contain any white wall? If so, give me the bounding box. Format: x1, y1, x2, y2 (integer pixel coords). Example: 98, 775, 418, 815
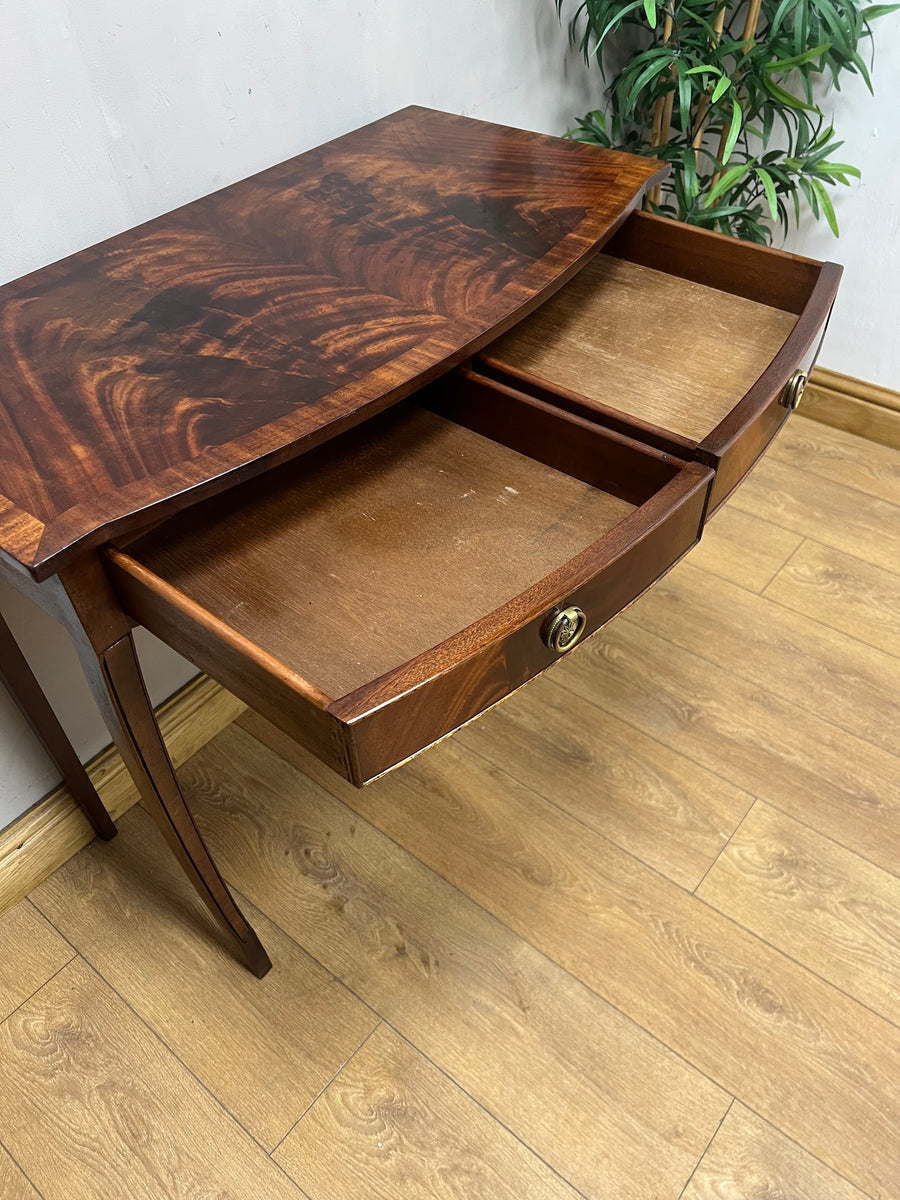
782, 13, 900, 389
0, 0, 596, 829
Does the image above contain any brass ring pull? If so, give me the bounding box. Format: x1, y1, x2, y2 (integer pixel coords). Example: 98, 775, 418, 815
782, 370, 808, 411
542, 606, 587, 654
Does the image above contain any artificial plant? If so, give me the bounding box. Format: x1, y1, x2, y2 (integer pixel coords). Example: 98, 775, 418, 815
557, 0, 897, 242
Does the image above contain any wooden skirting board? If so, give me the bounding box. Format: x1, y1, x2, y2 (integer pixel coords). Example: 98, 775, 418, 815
0, 675, 246, 918
0, 369, 895, 919
805, 366, 900, 450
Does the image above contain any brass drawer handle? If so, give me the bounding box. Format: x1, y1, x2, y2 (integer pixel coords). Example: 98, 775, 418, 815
782, 370, 808, 411
542, 606, 587, 654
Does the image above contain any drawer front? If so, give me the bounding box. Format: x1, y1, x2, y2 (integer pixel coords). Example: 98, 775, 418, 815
333, 462, 712, 782
107, 382, 711, 788
700, 302, 836, 513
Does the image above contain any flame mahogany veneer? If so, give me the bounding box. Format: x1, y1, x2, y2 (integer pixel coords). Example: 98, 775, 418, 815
0, 107, 840, 973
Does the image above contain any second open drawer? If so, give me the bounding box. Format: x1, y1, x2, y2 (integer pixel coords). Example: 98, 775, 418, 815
105, 373, 711, 784
478, 211, 842, 513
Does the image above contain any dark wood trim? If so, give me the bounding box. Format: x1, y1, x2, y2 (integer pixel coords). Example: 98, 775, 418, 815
336, 462, 713, 782
58, 556, 272, 977
331, 462, 711, 724
419, 368, 686, 504
473, 356, 698, 459
104, 547, 352, 782
0, 609, 116, 840
603, 210, 827, 314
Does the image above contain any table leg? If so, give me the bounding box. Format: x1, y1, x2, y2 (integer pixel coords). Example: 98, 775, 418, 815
58, 558, 272, 978
0, 609, 116, 840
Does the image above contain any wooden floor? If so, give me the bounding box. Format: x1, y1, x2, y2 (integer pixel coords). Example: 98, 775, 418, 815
1, 415, 898, 1200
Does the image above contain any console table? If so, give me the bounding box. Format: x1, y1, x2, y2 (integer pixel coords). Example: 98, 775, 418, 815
0, 107, 840, 975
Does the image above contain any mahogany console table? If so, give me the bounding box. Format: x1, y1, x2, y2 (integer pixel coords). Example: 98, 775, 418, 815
0, 107, 840, 975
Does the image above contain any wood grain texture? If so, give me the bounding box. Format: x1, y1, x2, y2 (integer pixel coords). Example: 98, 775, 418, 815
731, 455, 900, 576
276, 1023, 582, 1200
687, 505, 802, 594
31, 805, 377, 1150
0, 1147, 41, 1200
0, 959, 304, 1200
484, 254, 797, 441
764, 539, 900, 658
770, 413, 900, 505
558, 619, 900, 880
0, 106, 665, 579
121, 402, 634, 699
235, 708, 900, 1198
454, 677, 752, 891
681, 1104, 869, 1200
803, 365, 900, 451
627, 560, 900, 756
0, 674, 244, 918
698, 803, 900, 1023
0, 900, 73, 1022
180, 726, 730, 1200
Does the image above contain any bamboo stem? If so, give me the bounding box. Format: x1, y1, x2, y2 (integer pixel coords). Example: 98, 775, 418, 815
692, 3, 728, 161
648, 10, 675, 206
711, 0, 763, 186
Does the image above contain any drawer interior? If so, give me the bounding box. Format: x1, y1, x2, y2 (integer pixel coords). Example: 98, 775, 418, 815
112, 378, 681, 703
482, 252, 798, 443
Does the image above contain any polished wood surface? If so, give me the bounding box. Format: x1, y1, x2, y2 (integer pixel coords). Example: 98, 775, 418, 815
0, 106, 665, 580
57, 556, 271, 977
2, 418, 892, 1199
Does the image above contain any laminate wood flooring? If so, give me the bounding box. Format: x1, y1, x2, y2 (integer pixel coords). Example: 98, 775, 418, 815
3, 416, 898, 1199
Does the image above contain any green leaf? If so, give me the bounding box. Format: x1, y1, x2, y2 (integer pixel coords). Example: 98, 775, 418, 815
675, 60, 692, 133
756, 167, 778, 220
721, 98, 743, 166
812, 178, 840, 235
711, 74, 731, 103
643, 0, 657, 26
705, 160, 754, 207
764, 42, 832, 72
763, 77, 819, 112
861, 3, 900, 18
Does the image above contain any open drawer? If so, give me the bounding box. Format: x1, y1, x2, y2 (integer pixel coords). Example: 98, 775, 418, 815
105, 374, 711, 784
477, 211, 842, 512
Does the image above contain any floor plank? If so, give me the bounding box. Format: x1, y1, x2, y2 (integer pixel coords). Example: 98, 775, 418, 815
276, 1022, 582, 1200
454, 676, 751, 890
688, 505, 803, 594
0, 958, 304, 1200
557, 619, 900, 878
698, 802, 900, 1025
627, 561, 900, 756
30, 804, 377, 1151
240, 712, 900, 1200
0, 1146, 41, 1200
681, 1103, 869, 1200
731, 454, 900, 576
181, 726, 730, 1200
0, 900, 73, 1023
770, 415, 900, 506
764, 538, 900, 659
